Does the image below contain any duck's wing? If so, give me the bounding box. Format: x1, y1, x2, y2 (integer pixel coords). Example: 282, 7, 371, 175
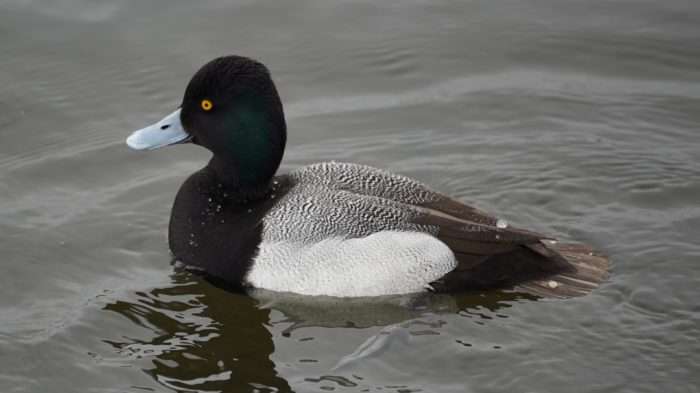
410, 201, 548, 268
288, 162, 452, 206
408, 190, 609, 298
286, 162, 609, 298
291, 162, 544, 244
403, 199, 597, 294
291, 162, 506, 225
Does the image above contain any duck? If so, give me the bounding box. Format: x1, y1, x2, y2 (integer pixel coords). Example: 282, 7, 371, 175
126, 55, 609, 298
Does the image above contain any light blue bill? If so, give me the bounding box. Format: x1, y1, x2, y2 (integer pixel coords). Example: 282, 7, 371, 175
126, 109, 191, 151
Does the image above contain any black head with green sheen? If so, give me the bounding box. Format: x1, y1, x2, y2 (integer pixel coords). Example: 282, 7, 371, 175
126, 55, 287, 186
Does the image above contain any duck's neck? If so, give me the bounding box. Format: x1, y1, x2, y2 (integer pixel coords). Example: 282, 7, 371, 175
202, 89, 286, 200
204, 155, 277, 203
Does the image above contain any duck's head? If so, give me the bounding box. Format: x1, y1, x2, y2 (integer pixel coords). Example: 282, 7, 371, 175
127, 55, 286, 186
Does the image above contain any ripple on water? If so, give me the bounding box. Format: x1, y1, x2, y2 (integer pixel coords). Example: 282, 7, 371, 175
2, 0, 700, 391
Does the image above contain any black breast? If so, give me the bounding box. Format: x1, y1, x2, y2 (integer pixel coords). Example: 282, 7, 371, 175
168, 170, 291, 287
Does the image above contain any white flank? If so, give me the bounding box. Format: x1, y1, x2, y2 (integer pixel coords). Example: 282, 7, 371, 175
245, 231, 457, 297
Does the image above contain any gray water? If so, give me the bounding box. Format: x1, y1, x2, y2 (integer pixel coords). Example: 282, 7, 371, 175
1, 1, 699, 392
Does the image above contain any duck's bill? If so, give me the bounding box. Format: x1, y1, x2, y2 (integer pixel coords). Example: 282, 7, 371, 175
126, 108, 192, 151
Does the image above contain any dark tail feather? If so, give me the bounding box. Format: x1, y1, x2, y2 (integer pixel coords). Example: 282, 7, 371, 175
515, 243, 609, 298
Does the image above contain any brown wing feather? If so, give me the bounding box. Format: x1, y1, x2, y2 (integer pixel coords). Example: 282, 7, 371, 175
405, 198, 609, 298
421, 197, 500, 226
514, 243, 610, 298
410, 202, 549, 271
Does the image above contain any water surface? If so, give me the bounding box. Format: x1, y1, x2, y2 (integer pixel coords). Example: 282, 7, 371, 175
1, 1, 699, 392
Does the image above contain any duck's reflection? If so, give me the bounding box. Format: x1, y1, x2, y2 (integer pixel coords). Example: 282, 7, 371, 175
103, 271, 533, 392
104, 272, 290, 392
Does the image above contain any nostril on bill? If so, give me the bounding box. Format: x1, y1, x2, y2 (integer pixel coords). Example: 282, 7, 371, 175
160, 124, 170, 130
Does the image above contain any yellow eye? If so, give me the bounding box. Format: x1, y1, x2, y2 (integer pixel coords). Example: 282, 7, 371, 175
201, 99, 213, 111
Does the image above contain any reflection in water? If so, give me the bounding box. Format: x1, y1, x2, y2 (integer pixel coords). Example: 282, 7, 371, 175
251, 287, 533, 331
103, 270, 533, 392
103, 272, 291, 392
330, 325, 410, 373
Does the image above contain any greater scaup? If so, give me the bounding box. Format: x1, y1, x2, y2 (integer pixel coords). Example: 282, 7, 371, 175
126, 55, 608, 298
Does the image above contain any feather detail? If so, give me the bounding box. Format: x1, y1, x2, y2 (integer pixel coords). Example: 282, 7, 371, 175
257, 162, 609, 298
